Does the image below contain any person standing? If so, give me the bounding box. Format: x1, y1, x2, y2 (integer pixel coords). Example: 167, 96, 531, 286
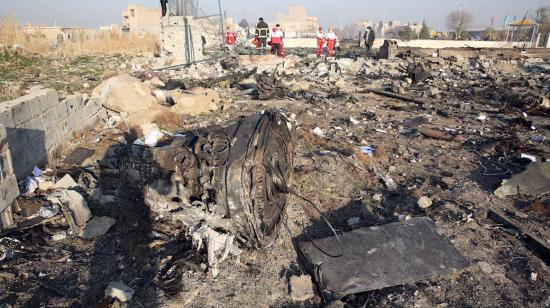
255, 17, 270, 54
364, 26, 375, 57
316, 26, 326, 57
270, 24, 283, 56
225, 25, 237, 52
160, 0, 168, 17
325, 27, 338, 57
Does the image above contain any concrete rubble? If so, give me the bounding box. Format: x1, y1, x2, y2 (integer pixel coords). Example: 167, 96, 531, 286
0, 43, 549, 307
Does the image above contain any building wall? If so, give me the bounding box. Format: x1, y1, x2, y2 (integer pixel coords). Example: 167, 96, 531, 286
274, 5, 319, 38
161, 16, 205, 64
122, 4, 161, 35
0, 89, 106, 180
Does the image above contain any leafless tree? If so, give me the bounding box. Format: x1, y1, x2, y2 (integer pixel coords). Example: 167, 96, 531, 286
538, 6, 550, 33
446, 9, 474, 40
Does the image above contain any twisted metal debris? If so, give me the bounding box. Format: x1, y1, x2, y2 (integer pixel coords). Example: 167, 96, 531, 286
122, 111, 293, 248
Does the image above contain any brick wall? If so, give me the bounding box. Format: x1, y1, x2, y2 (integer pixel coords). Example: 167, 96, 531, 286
0, 89, 106, 179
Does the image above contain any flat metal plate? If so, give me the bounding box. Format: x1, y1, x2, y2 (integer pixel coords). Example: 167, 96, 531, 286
299, 217, 469, 299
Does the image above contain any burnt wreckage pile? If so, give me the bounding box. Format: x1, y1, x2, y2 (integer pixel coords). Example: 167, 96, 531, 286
122, 111, 294, 248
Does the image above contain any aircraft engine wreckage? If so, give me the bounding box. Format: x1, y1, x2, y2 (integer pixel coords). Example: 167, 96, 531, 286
121, 111, 293, 251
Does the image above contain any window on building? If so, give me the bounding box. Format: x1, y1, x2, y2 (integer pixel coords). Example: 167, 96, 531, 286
130, 9, 135, 17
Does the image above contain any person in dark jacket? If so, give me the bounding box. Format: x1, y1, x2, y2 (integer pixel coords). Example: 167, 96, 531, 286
255, 17, 270, 54
160, 0, 168, 17
363, 26, 375, 56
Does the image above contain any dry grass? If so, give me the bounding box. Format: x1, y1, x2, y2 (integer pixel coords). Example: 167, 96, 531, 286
0, 15, 159, 57
153, 111, 184, 132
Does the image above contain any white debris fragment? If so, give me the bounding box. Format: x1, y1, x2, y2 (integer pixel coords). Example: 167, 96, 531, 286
105, 281, 135, 302
192, 225, 241, 278
53, 174, 78, 190
312, 127, 325, 137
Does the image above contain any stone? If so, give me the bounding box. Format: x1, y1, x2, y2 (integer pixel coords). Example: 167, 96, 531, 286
58, 190, 92, 227
418, 196, 433, 209
53, 174, 78, 190
347, 217, 361, 226
79, 216, 116, 240
478, 261, 493, 274
429, 87, 440, 97
92, 74, 168, 126
170, 87, 219, 116
441, 177, 455, 187
289, 275, 314, 301
104, 281, 135, 302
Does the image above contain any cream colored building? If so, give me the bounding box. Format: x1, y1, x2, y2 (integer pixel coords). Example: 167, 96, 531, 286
122, 4, 161, 35
274, 5, 318, 38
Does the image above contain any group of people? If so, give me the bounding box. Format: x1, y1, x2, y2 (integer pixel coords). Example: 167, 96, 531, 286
315, 26, 339, 57
224, 17, 378, 58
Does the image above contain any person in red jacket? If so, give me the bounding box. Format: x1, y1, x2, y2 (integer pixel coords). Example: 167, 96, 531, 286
270, 24, 283, 56
225, 26, 237, 51
316, 26, 326, 57
325, 27, 338, 57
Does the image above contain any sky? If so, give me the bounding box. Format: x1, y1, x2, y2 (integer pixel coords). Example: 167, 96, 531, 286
1, 0, 548, 30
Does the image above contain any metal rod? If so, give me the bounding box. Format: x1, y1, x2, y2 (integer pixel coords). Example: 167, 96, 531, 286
361, 88, 426, 105
194, 13, 222, 20
153, 55, 225, 71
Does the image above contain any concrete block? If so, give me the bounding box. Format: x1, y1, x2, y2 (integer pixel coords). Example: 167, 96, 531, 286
0, 174, 19, 213
43, 89, 60, 110
55, 99, 70, 120
12, 150, 30, 179
0, 205, 15, 232
41, 107, 58, 131
10, 97, 34, 126
66, 113, 79, 134
22, 116, 45, 141
65, 94, 83, 115
76, 103, 95, 126
55, 119, 71, 138
0, 106, 15, 128
0, 124, 6, 142
26, 137, 47, 168
29, 92, 48, 117
6, 127, 28, 153
44, 128, 59, 151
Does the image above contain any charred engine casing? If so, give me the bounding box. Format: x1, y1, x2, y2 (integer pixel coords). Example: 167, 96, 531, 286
122, 111, 293, 248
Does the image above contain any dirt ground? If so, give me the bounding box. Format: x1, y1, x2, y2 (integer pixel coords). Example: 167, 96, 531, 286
1, 47, 549, 307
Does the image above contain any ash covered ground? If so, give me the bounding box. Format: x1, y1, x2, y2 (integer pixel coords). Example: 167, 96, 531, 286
1, 47, 550, 307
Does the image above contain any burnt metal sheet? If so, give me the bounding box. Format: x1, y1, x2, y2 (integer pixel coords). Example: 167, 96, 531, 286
299, 217, 469, 299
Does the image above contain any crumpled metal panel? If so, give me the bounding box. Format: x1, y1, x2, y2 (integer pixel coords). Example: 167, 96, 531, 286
122, 111, 293, 248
